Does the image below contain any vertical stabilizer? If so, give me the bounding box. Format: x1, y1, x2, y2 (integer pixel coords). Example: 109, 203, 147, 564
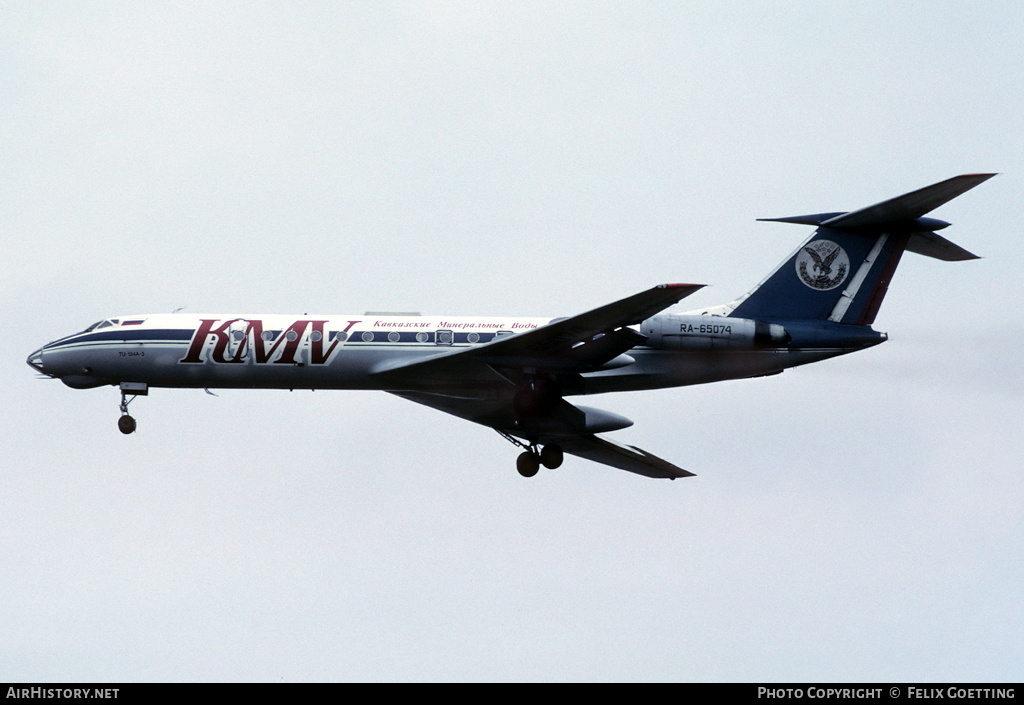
726, 174, 994, 324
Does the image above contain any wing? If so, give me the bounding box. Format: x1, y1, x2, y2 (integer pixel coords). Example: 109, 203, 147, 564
556, 434, 694, 480
391, 391, 693, 480
371, 283, 703, 387
375, 283, 704, 479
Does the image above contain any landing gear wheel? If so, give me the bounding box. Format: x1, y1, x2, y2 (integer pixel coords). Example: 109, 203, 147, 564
117, 383, 146, 435
118, 415, 137, 435
540, 444, 564, 469
517, 451, 540, 478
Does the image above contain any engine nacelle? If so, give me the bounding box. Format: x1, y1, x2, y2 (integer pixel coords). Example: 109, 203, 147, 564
641, 315, 790, 351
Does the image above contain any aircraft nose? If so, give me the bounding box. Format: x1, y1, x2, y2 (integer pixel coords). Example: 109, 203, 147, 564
26, 347, 48, 374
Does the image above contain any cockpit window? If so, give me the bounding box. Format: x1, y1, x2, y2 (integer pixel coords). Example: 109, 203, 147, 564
83, 319, 120, 333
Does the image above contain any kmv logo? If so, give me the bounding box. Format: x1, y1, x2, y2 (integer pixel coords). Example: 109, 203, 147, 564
180, 319, 361, 365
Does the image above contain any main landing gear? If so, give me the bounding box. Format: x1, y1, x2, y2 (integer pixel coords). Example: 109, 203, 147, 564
498, 431, 564, 477
117, 382, 148, 435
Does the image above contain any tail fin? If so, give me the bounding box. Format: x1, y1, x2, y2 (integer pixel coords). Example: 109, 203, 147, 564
727, 174, 995, 325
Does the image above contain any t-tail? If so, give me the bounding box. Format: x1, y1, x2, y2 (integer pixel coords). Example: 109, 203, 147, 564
723, 174, 995, 325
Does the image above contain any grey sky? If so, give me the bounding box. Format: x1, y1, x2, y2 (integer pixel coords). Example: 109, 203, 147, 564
3, 2, 1022, 681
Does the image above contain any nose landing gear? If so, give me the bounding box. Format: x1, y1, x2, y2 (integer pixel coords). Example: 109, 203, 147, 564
117, 382, 148, 435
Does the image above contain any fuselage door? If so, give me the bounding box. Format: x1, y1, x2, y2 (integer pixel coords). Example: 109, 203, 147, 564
436, 329, 453, 346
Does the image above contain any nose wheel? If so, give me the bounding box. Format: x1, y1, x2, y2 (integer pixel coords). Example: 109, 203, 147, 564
118, 413, 137, 435
116, 382, 148, 435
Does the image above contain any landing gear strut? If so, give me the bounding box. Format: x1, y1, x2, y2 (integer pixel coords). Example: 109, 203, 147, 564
498, 431, 564, 477
117, 382, 148, 435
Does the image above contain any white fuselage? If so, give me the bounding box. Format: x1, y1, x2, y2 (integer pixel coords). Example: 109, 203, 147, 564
29, 311, 876, 396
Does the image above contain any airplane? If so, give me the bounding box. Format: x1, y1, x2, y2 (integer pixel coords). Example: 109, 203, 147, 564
27, 174, 994, 479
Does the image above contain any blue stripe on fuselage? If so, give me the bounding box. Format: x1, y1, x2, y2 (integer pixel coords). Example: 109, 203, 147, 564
43, 328, 194, 350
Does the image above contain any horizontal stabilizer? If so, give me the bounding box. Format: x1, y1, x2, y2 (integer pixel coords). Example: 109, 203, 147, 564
906, 230, 979, 261
820, 173, 996, 229
759, 174, 995, 231
758, 212, 845, 226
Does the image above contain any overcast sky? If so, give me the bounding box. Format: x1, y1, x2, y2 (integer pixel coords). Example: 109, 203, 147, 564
3, 1, 1022, 682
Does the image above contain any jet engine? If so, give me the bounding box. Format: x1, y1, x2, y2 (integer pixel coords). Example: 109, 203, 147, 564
641, 315, 790, 350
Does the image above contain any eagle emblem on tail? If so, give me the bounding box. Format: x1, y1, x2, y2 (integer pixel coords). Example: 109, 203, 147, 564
795, 240, 850, 290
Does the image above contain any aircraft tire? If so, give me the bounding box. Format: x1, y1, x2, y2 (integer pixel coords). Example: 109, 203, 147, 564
516, 451, 540, 478
540, 444, 563, 469
118, 415, 137, 435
